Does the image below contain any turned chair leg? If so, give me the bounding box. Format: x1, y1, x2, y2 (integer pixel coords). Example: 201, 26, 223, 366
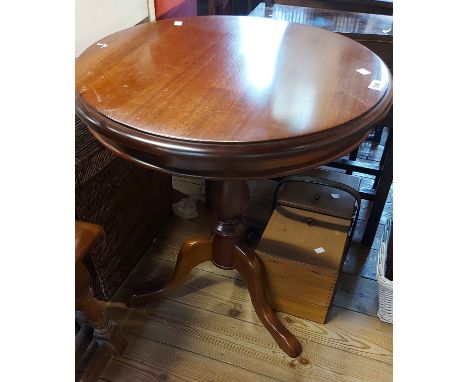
233, 245, 302, 358
128, 237, 212, 307
75, 260, 127, 355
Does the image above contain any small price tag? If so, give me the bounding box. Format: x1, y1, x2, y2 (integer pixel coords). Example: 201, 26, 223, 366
356, 68, 371, 75
368, 80, 384, 90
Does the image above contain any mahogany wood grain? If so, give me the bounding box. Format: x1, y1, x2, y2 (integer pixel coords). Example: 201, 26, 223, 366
76, 16, 392, 179
210, 180, 249, 269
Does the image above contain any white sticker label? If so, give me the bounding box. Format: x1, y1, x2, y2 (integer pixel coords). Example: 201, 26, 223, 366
174, 20, 183, 26
314, 247, 326, 254
368, 80, 385, 90
356, 68, 371, 75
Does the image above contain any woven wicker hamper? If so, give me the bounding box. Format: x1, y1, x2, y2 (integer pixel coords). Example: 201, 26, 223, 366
75, 116, 173, 300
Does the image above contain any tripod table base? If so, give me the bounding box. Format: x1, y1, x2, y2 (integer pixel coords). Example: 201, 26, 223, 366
128, 236, 301, 358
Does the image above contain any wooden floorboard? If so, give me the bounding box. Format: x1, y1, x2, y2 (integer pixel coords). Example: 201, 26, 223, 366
101, 214, 392, 382
114, 257, 390, 359
103, 300, 391, 382
100, 331, 279, 382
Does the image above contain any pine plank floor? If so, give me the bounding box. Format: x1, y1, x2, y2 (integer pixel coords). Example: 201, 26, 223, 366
98, 133, 393, 382
99, 218, 392, 381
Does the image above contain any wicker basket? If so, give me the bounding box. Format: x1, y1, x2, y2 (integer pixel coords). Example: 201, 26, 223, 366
377, 217, 393, 323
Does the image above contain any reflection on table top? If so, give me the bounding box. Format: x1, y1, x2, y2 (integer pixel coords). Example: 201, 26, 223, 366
273, 0, 392, 16
250, 3, 392, 39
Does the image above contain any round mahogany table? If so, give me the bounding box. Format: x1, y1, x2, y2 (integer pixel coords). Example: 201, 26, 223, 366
76, 16, 392, 358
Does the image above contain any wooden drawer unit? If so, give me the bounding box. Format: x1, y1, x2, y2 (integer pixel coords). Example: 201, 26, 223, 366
255, 173, 360, 323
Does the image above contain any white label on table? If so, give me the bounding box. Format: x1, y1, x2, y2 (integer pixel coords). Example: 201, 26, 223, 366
368, 79, 385, 90
356, 68, 371, 75
314, 247, 326, 254
174, 21, 183, 26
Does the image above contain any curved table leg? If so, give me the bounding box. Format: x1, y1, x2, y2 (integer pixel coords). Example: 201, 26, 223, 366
128, 236, 212, 307
233, 244, 302, 358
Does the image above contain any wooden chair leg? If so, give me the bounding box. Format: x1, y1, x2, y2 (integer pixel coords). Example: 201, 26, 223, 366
75, 322, 94, 366
233, 244, 302, 358
346, 146, 359, 175
75, 260, 127, 355
208, 0, 215, 15
128, 236, 212, 307
362, 129, 393, 245
79, 343, 113, 382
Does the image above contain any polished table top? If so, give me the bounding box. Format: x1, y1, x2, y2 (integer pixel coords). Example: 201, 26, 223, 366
76, 16, 392, 179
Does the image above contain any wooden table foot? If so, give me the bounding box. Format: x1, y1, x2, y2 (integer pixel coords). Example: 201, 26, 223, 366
128, 237, 212, 307
234, 244, 302, 358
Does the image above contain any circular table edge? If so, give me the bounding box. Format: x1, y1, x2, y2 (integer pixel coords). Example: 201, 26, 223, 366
75, 77, 392, 180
